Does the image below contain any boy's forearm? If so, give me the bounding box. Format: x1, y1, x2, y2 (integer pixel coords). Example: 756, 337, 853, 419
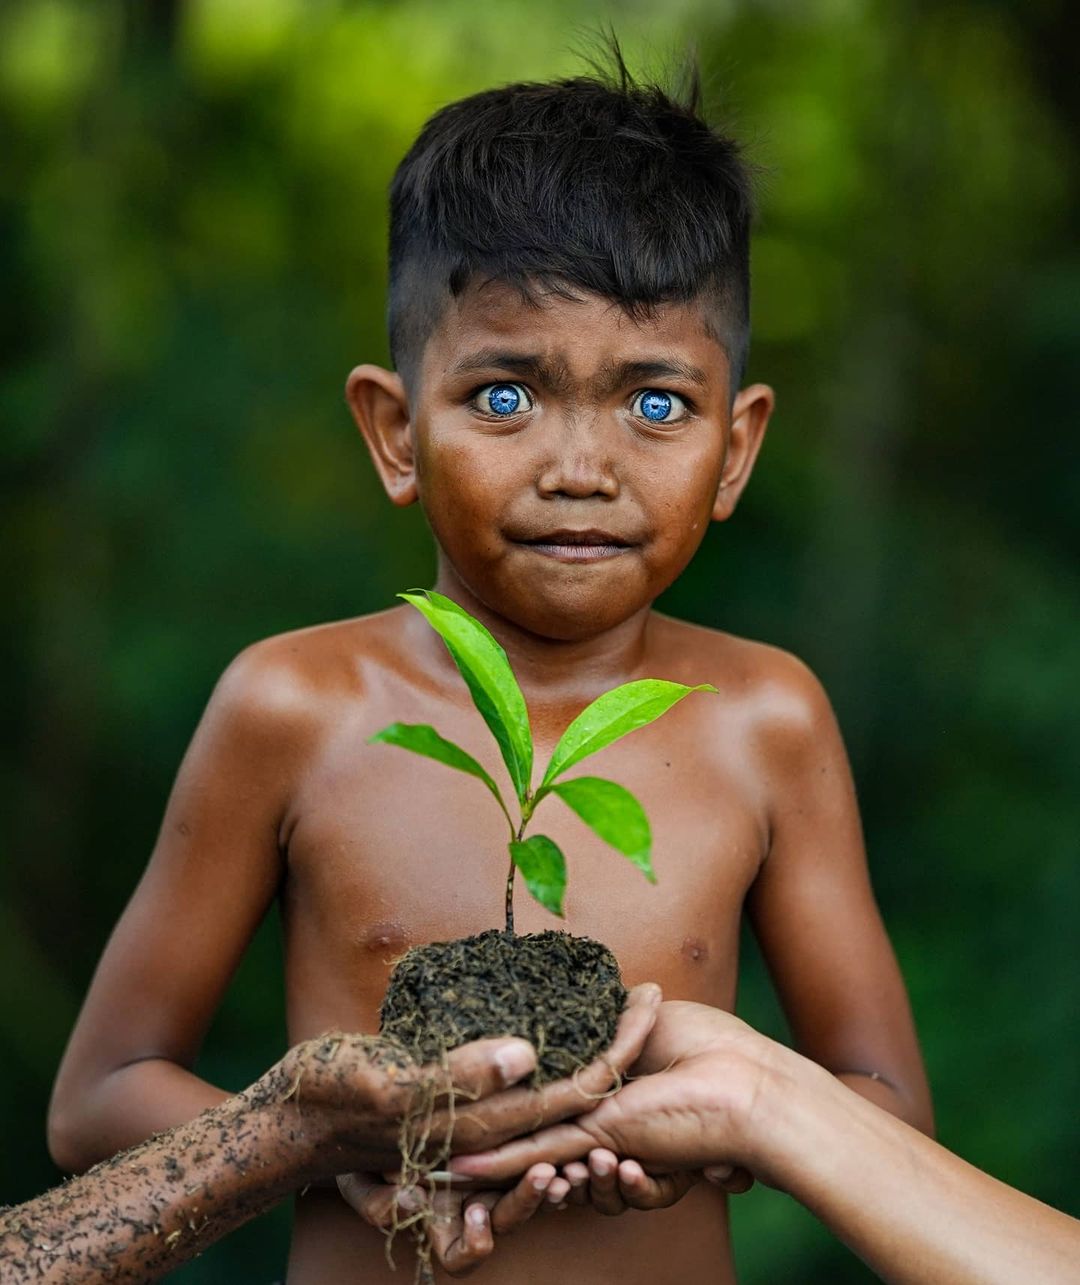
834, 1069, 931, 1133
6, 1090, 317, 1284
759, 1056, 1079, 1285
52, 1060, 230, 1174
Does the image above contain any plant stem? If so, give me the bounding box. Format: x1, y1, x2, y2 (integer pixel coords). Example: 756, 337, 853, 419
505, 813, 529, 935
504, 855, 516, 935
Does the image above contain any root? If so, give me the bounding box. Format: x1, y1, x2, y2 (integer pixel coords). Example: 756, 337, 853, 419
572, 1054, 624, 1101
379, 1042, 459, 1284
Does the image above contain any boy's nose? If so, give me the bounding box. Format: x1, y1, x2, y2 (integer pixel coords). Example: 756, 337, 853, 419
535, 420, 620, 500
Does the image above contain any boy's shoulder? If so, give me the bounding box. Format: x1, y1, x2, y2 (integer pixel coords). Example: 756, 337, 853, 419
650, 613, 837, 749
206, 606, 411, 731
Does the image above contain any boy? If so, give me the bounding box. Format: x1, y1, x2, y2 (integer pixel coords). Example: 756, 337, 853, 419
49, 64, 933, 1283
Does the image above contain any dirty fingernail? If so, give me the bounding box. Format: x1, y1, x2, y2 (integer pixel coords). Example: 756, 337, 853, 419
495, 1041, 534, 1085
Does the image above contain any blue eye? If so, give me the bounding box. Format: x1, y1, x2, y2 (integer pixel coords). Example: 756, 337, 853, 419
485, 383, 529, 416
633, 389, 687, 423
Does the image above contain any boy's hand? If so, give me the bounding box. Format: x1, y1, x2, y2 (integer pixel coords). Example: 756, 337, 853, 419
561, 1151, 701, 1214
339, 1165, 571, 1277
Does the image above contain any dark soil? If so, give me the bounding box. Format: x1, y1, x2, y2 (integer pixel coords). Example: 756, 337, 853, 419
379, 929, 627, 1083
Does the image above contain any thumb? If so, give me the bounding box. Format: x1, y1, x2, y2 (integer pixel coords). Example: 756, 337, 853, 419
439, 1037, 537, 1101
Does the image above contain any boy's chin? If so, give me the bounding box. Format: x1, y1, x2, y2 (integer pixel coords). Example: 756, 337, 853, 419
492, 579, 653, 643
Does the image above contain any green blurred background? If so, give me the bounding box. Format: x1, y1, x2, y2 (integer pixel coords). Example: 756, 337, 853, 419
2, 0, 1077, 1280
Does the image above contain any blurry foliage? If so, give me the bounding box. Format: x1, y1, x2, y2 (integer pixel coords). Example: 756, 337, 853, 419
1, 0, 1077, 1280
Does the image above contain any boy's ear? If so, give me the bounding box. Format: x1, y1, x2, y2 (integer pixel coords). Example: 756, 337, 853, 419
346, 365, 418, 507
712, 383, 775, 522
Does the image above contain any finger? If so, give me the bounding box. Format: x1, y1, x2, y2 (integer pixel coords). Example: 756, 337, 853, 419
450, 1119, 598, 1182
484, 1164, 555, 1234
543, 1175, 570, 1209
336, 1174, 423, 1229
373, 1036, 535, 1123
429, 1190, 493, 1278
449, 984, 661, 1153
372, 1038, 536, 1163
587, 1148, 626, 1216
566, 983, 662, 1100
441, 1037, 537, 1100
704, 1164, 755, 1195
563, 1161, 590, 1207
617, 1160, 697, 1210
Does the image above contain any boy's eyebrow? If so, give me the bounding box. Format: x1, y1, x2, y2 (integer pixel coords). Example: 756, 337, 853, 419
599, 358, 711, 392
447, 350, 710, 394
448, 349, 571, 392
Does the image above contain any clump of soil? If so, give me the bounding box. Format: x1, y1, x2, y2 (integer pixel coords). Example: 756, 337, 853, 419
380, 929, 626, 1083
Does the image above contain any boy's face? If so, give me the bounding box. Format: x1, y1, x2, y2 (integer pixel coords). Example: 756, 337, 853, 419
349, 282, 773, 642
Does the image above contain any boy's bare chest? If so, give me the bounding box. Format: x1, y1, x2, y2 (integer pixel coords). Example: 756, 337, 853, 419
279, 696, 767, 1038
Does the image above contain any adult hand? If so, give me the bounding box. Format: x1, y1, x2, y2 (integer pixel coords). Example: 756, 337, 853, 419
452, 1001, 1080, 1285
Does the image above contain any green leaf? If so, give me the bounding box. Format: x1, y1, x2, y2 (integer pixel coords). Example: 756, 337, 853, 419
369, 722, 508, 815
548, 776, 656, 882
540, 680, 717, 788
402, 591, 533, 804
509, 835, 567, 917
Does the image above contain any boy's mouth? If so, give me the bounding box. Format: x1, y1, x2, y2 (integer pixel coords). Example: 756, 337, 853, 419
511, 528, 635, 563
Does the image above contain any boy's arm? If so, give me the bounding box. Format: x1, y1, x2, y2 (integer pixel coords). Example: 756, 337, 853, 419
48, 642, 315, 1172
746, 651, 934, 1131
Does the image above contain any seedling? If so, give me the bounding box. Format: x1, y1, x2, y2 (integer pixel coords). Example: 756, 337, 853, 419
371, 590, 716, 932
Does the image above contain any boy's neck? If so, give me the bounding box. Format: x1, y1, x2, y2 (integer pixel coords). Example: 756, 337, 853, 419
428, 565, 652, 712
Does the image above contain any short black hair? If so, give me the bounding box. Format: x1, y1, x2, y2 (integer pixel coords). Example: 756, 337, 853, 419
388, 55, 753, 392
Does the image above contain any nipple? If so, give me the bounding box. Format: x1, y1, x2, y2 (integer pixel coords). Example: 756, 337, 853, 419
362, 921, 410, 961
681, 935, 709, 964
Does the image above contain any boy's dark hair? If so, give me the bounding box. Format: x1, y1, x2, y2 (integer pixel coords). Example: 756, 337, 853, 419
388, 55, 753, 393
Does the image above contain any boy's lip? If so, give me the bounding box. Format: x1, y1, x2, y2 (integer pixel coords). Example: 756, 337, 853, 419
509, 528, 637, 562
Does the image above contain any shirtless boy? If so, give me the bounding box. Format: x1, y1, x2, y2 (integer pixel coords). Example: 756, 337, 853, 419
49, 65, 933, 1283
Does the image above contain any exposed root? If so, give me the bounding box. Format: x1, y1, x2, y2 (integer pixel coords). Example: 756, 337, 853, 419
379, 1042, 458, 1284
571, 1054, 624, 1101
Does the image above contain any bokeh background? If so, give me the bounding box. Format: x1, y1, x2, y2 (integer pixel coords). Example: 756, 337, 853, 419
2, 0, 1077, 1280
